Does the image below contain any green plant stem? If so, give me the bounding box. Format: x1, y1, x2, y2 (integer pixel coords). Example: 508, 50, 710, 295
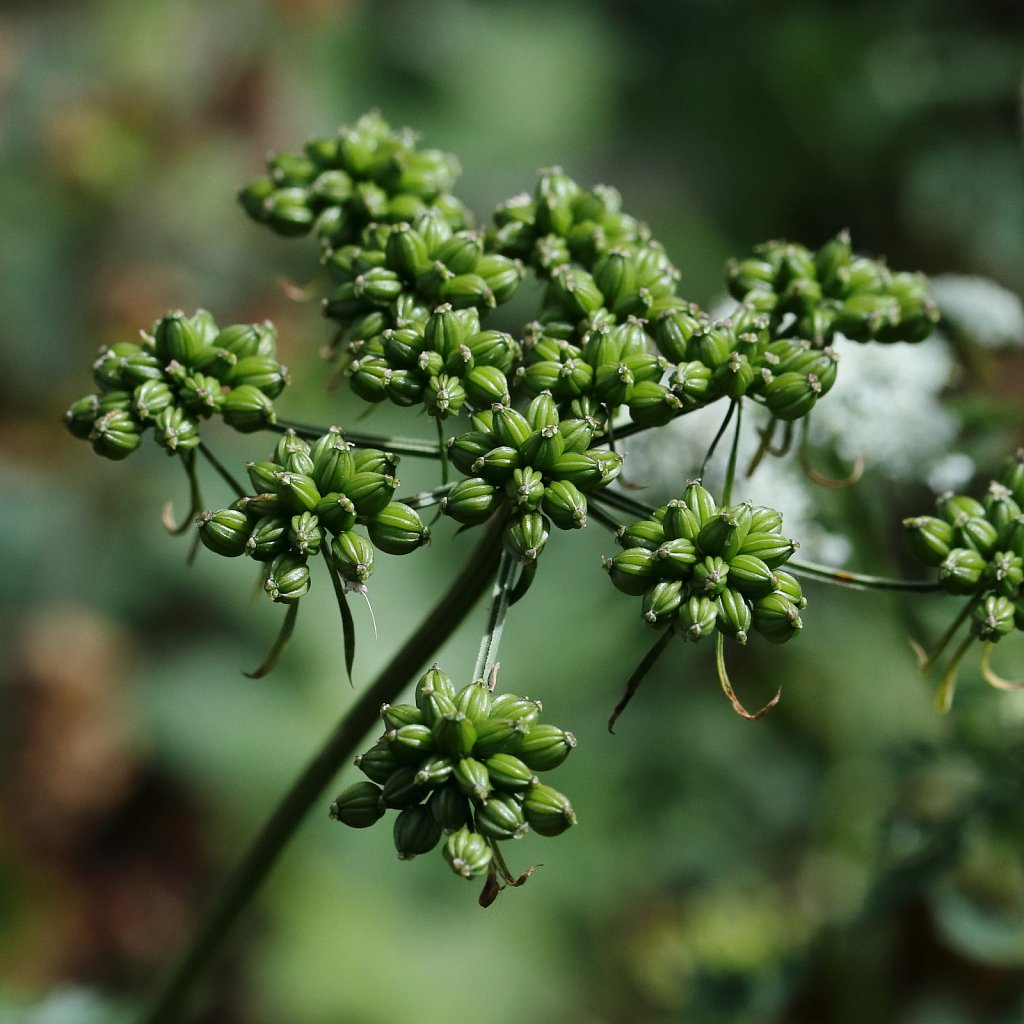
270, 417, 443, 458
721, 398, 743, 506
700, 399, 738, 481
472, 546, 517, 682
197, 442, 246, 498
788, 558, 945, 593
139, 516, 505, 1024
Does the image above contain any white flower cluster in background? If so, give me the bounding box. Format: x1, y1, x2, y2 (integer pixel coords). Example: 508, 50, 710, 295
811, 336, 961, 484
928, 274, 1024, 349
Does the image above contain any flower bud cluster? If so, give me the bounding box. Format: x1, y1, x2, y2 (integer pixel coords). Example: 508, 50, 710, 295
490, 168, 654, 279
330, 666, 577, 880
65, 310, 287, 460
606, 481, 805, 644
325, 216, 525, 333
345, 299, 521, 419
238, 110, 467, 249
904, 451, 1024, 642
443, 391, 623, 561
197, 428, 428, 603
488, 169, 850, 430
726, 231, 938, 347
520, 304, 840, 428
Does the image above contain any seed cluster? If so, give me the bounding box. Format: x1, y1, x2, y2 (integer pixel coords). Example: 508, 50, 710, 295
443, 391, 623, 561
607, 481, 805, 644
197, 428, 427, 604
65, 310, 286, 460
904, 451, 1024, 643
346, 301, 521, 419
238, 110, 467, 249
726, 231, 938, 347
330, 666, 577, 880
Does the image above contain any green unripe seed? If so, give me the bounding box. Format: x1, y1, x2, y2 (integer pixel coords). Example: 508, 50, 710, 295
693, 555, 730, 597
245, 515, 289, 561
331, 530, 375, 585
475, 793, 529, 841
197, 508, 250, 558
503, 512, 549, 563
484, 753, 537, 792
542, 479, 587, 530
89, 409, 142, 460
737, 532, 799, 568
751, 592, 804, 643
938, 547, 987, 595
388, 724, 435, 762
682, 481, 718, 527
489, 693, 543, 724
505, 467, 546, 513
367, 502, 428, 555
381, 702, 423, 730
642, 580, 684, 625
454, 681, 492, 723
263, 552, 310, 603
381, 767, 426, 810
415, 666, 457, 721
472, 717, 530, 758
512, 725, 577, 771
444, 827, 493, 879
716, 588, 752, 643
903, 516, 955, 566
432, 711, 478, 757
955, 516, 999, 558
453, 757, 492, 804
972, 594, 1015, 642
153, 406, 200, 453
726, 554, 778, 598
523, 783, 577, 837
393, 805, 443, 859
429, 784, 471, 832
65, 394, 100, 438
607, 547, 660, 596
275, 472, 321, 514
329, 782, 385, 828
354, 741, 401, 785
315, 492, 358, 535
674, 595, 718, 642
443, 477, 498, 525
221, 384, 277, 432
618, 518, 666, 551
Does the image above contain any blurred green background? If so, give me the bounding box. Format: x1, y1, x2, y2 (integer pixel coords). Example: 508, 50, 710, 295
2, 1, 1024, 1022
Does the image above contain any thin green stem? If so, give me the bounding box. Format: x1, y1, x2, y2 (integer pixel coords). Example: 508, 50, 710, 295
198, 442, 246, 498
715, 631, 781, 720
935, 631, 976, 714
586, 497, 625, 534
721, 398, 743, 506
700, 399, 738, 482
139, 516, 505, 1024
788, 558, 946, 593
472, 547, 518, 682
918, 595, 981, 674
396, 483, 455, 510
608, 628, 675, 733
321, 548, 357, 684
436, 417, 450, 484
163, 451, 203, 535
592, 488, 656, 523
271, 418, 443, 459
